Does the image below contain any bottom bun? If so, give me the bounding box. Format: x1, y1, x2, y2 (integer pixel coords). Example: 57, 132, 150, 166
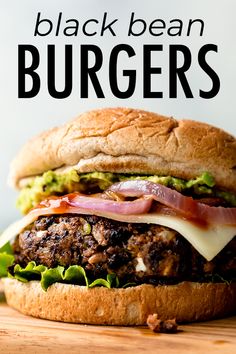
2, 278, 236, 325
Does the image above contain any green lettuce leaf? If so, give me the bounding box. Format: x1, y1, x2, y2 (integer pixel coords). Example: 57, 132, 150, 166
89, 273, 119, 289
0, 242, 14, 277
41, 266, 64, 291
13, 262, 45, 282
0, 253, 14, 277
63, 265, 89, 287
0, 241, 13, 255
1, 257, 121, 291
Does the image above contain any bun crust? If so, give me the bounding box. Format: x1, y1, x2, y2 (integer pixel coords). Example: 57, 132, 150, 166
9, 108, 236, 192
3, 278, 236, 325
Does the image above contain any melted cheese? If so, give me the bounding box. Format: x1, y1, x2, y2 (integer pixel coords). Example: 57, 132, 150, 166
0, 211, 235, 261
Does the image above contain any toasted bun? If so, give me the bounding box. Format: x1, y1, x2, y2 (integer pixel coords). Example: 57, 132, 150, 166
2, 278, 236, 325
9, 108, 236, 192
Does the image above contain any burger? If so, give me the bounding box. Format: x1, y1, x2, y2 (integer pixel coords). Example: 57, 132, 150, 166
0, 107, 236, 325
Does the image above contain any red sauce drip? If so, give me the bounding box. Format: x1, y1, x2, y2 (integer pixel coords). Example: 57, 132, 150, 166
31, 193, 80, 214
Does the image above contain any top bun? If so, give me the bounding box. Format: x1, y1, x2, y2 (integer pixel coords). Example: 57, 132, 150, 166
9, 107, 236, 192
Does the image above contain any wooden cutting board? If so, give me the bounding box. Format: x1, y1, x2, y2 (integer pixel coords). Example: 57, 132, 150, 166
0, 286, 235, 354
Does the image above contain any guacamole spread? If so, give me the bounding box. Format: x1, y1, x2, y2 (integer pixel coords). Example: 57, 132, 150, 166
17, 170, 236, 214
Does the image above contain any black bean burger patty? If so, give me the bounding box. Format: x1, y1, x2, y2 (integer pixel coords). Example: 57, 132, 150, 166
13, 214, 236, 285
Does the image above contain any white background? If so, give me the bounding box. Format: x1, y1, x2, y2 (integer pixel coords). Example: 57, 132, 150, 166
0, 0, 236, 228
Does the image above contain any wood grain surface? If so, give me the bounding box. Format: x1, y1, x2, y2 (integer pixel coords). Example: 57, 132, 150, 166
0, 284, 236, 354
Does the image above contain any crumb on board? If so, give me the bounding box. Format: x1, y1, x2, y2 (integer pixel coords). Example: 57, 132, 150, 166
147, 314, 178, 333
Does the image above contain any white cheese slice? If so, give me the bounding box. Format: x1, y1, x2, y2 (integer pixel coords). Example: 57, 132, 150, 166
0, 211, 235, 262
